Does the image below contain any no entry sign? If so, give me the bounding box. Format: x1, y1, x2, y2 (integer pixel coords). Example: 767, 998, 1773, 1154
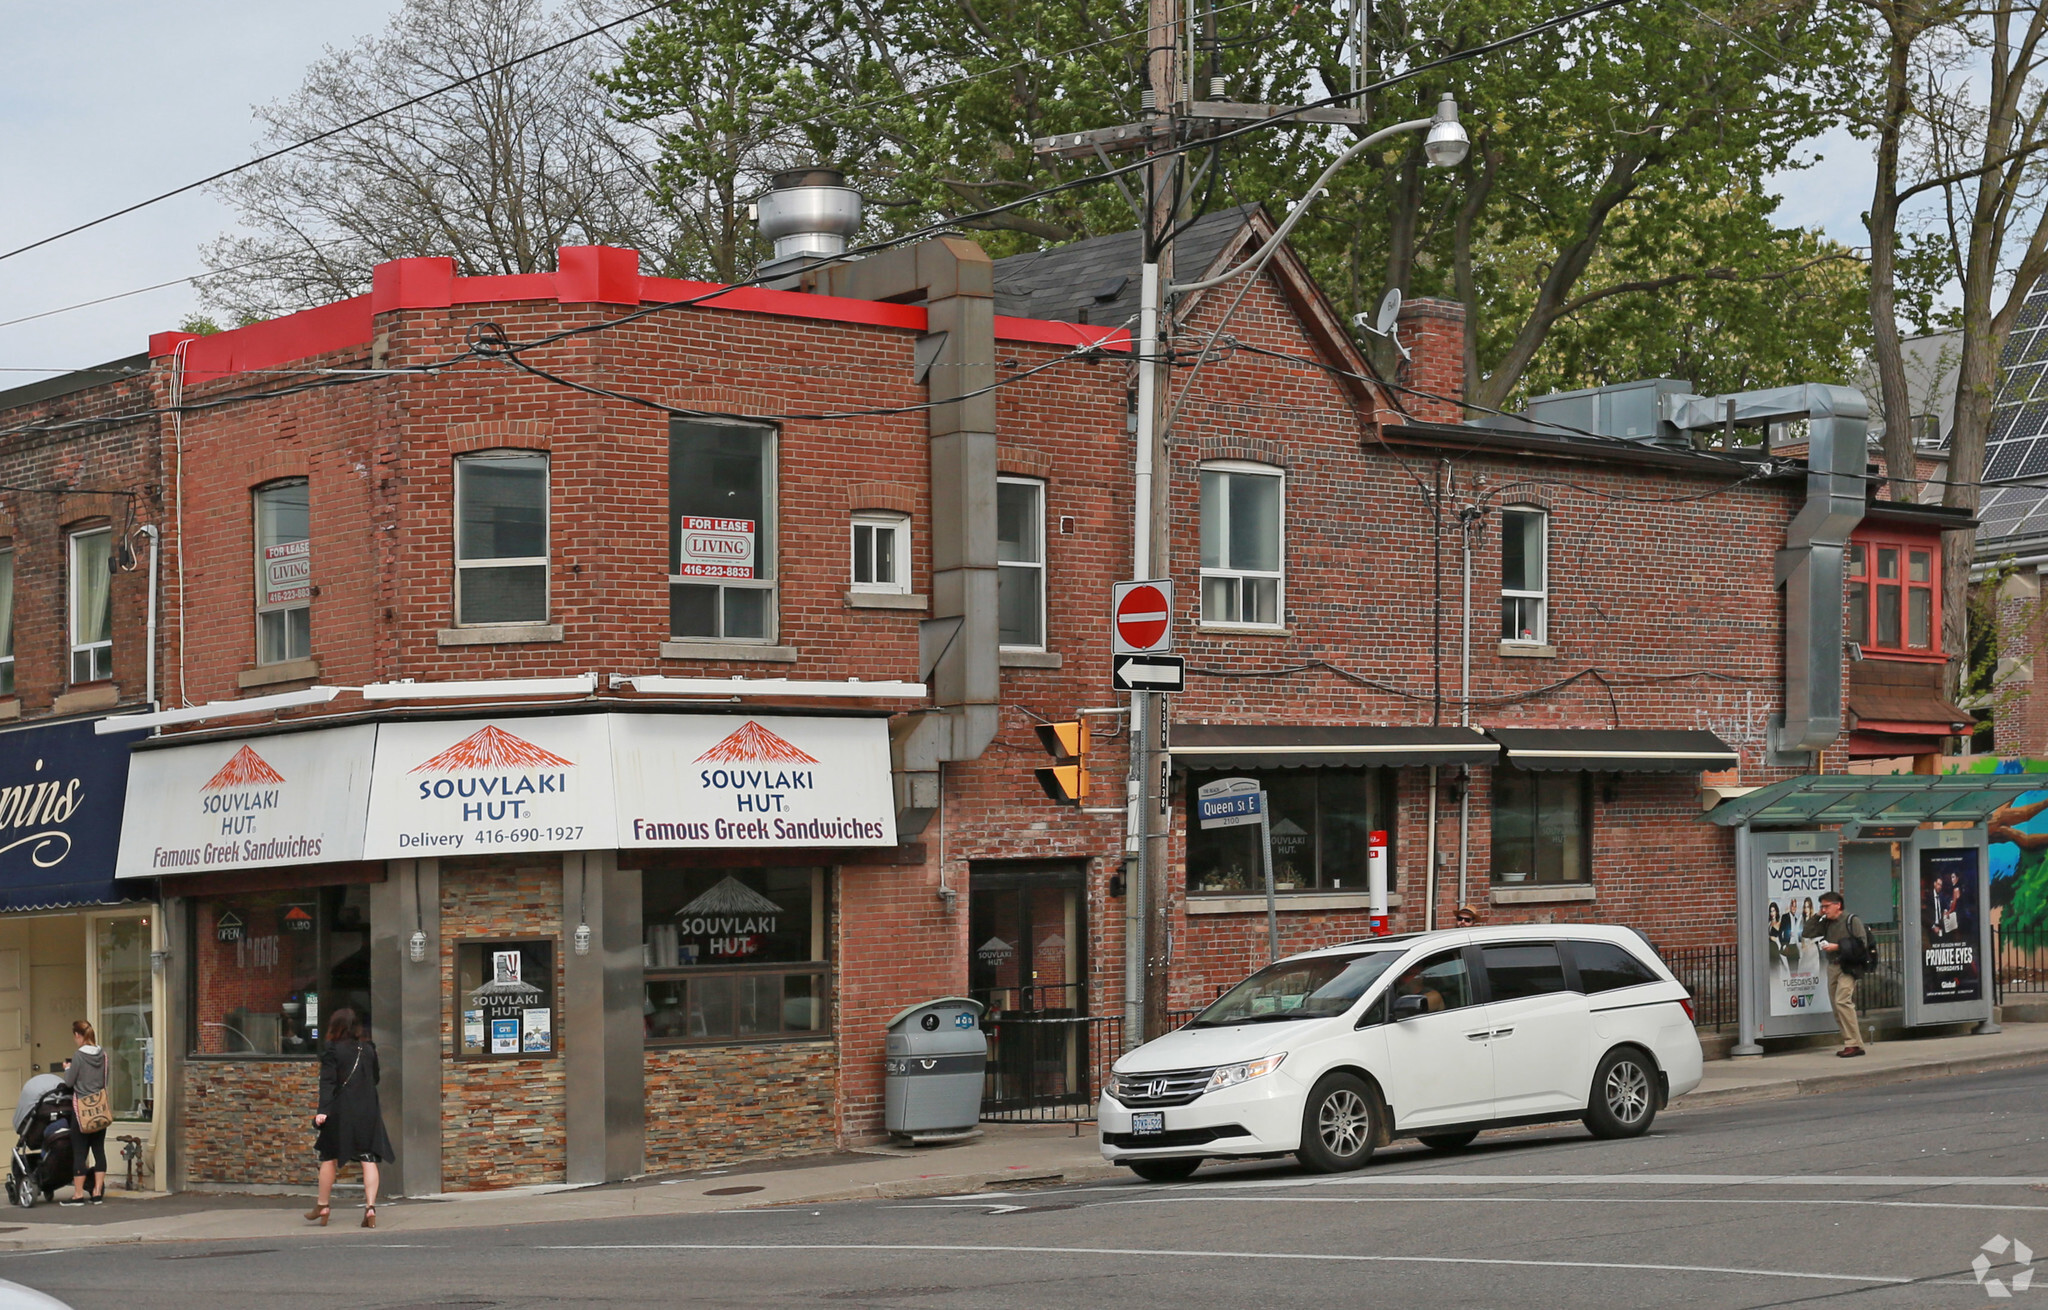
1113, 579, 1174, 655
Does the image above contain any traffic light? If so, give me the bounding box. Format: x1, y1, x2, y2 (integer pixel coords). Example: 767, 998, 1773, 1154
1034, 719, 1089, 805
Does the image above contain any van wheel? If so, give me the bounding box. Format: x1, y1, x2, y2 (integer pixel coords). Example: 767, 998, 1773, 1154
1418, 1130, 1479, 1152
1583, 1047, 1657, 1139
1127, 1158, 1201, 1183
1296, 1073, 1378, 1173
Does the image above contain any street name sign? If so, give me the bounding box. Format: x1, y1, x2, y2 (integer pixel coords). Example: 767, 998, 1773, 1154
1112, 579, 1173, 654
1111, 653, 1185, 692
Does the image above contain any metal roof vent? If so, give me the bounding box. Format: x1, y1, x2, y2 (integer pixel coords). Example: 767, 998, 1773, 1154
755, 168, 863, 266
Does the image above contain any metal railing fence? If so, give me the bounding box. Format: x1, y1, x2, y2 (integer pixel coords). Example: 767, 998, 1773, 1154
978, 1006, 1202, 1124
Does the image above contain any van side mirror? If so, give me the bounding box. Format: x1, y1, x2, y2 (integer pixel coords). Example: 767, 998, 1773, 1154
1391, 993, 1430, 1021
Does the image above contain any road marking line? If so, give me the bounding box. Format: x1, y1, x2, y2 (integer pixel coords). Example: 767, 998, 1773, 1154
1083, 1195, 2048, 1214
1121, 1173, 2048, 1191
529, 1241, 1919, 1286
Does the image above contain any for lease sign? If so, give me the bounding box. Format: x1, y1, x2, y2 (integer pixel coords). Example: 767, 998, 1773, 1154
262, 538, 311, 606
676, 516, 756, 579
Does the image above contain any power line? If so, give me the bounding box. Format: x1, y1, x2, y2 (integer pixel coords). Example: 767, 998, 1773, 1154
0, 2, 671, 266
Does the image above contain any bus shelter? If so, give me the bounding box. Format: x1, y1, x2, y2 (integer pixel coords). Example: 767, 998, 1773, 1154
1704, 774, 2043, 1055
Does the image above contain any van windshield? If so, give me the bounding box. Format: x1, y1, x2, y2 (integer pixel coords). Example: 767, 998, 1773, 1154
1191, 951, 1402, 1026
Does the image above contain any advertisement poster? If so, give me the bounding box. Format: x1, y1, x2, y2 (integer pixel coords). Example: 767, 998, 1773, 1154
458, 939, 553, 1059
675, 516, 756, 579
1765, 852, 1835, 1017
1920, 847, 1984, 1005
1974, 759, 2048, 936
115, 723, 377, 877
364, 716, 617, 859
261, 538, 311, 605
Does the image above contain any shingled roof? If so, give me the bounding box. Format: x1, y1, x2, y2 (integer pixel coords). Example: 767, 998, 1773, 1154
990, 203, 1260, 325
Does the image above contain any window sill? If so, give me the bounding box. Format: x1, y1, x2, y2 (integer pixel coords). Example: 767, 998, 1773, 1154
437, 623, 563, 646
659, 641, 800, 663
52, 685, 118, 716
0, 700, 20, 723
1499, 643, 1556, 658
239, 657, 321, 689
1490, 883, 1595, 904
1186, 891, 1405, 915
1198, 623, 1292, 637
1855, 649, 1947, 664
846, 591, 927, 611
1000, 649, 1063, 669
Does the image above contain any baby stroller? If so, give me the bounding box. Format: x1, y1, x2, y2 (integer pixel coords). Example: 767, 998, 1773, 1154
7, 1073, 73, 1209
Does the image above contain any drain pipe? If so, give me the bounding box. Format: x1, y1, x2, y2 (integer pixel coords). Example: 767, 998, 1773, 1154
1458, 509, 1474, 910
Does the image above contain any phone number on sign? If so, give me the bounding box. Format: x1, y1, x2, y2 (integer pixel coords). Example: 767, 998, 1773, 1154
474, 826, 585, 846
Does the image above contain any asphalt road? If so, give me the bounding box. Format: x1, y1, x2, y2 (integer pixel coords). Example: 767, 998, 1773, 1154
11, 1067, 2048, 1309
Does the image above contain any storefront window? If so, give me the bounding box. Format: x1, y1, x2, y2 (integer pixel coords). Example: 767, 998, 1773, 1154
95, 917, 153, 1120
1185, 770, 1395, 895
1491, 767, 1591, 884
189, 886, 371, 1057
454, 939, 555, 1058
642, 867, 828, 1043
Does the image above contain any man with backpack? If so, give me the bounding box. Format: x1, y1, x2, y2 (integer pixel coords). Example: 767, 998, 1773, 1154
1805, 890, 1874, 1057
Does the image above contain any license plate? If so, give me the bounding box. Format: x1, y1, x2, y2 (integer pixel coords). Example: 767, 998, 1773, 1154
1130, 1112, 1164, 1135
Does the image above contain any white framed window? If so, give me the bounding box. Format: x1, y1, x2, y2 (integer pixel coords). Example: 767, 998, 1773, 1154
1500, 506, 1548, 644
997, 477, 1046, 649
69, 527, 113, 684
671, 419, 777, 641
0, 546, 15, 696
850, 514, 910, 594
455, 452, 549, 626
1200, 462, 1283, 627
254, 480, 312, 663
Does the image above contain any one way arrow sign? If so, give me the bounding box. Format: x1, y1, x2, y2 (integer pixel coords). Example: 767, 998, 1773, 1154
1112, 653, 1185, 693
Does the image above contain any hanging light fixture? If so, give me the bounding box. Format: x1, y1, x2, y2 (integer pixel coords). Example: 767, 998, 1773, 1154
573, 866, 592, 956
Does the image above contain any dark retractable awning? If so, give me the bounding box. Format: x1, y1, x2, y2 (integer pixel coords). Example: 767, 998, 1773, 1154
1703, 773, 2048, 828
1169, 724, 1497, 770
1489, 728, 1739, 773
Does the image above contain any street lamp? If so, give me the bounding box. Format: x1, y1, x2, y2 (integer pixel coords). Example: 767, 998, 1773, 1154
1424, 94, 1471, 167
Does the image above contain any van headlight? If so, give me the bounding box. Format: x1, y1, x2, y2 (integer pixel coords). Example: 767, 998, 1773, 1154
1206, 1053, 1286, 1091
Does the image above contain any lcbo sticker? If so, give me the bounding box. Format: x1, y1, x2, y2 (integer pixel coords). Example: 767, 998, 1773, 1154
954, 1012, 975, 1029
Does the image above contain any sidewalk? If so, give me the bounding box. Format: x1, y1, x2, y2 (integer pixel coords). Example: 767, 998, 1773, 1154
5, 1022, 2045, 1252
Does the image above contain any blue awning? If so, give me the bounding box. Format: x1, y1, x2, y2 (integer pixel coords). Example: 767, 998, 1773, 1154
0, 714, 152, 911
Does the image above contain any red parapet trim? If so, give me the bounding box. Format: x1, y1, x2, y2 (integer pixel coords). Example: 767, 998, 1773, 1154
168, 295, 375, 379
635, 275, 928, 331
452, 273, 559, 305
994, 316, 1131, 352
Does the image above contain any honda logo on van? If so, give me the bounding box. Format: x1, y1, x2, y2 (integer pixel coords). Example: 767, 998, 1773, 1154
1148, 1078, 1169, 1099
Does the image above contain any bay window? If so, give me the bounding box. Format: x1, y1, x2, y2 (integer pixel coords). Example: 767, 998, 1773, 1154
1847, 533, 1939, 656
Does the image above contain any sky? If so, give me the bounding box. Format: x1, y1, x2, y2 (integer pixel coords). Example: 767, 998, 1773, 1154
0, 4, 1880, 385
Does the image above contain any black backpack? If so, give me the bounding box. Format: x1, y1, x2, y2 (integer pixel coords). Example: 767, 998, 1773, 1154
1835, 914, 1874, 977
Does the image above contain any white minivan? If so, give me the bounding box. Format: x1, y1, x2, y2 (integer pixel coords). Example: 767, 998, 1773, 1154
1099, 924, 1704, 1181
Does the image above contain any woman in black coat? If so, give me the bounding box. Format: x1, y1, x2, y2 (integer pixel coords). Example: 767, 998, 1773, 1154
306, 1008, 394, 1229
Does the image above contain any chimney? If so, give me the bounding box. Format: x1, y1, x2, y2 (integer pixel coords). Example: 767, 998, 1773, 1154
1394, 297, 1467, 424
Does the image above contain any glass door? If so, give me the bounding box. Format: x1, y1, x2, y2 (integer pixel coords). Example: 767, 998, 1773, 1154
969, 863, 1087, 1114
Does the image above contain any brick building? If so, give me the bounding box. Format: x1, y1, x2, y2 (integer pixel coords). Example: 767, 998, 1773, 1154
0, 186, 1892, 1192
0, 360, 168, 1188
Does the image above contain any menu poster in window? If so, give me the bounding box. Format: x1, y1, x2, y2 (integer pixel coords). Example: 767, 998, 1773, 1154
1920, 848, 1984, 1005
676, 516, 756, 579
262, 538, 311, 605
1764, 852, 1834, 1018
455, 939, 554, 1059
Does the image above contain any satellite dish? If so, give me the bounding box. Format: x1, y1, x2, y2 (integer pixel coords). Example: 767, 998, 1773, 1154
1374, 288, 1403, 338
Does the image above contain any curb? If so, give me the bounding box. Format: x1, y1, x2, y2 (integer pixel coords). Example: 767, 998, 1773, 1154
1674, 1045, 2048, 1113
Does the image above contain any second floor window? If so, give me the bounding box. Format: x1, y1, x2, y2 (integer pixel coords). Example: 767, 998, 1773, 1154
254, 480, 311, 663
1848, 535, 1938, 655
69, 527, 112, 684
997, 477, 1045, 648
0, 546, 15, 696
850, 514, 910, 594
1500, 507, 1548, 644
671, 420, 776, 642
455, 452, 549, 626
1200, 464, 1283, 626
